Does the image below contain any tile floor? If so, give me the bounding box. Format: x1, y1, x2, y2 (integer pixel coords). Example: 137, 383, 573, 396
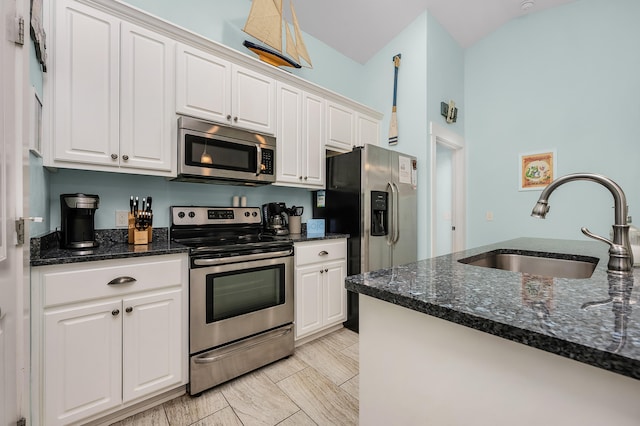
112, 328, 359, 426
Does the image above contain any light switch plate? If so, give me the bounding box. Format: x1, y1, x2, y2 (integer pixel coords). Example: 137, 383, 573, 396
116, 210, 129, 227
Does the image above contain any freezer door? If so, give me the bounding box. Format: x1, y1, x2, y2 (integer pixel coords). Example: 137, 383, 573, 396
390, 151, 417, 266
363, 145, 393, 272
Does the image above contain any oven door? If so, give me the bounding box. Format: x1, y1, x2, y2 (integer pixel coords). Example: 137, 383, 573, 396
190, 251, 293, 354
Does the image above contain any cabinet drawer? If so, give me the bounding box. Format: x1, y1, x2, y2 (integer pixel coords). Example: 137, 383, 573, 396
39, 254, 186, 307
295, 239, 346, 266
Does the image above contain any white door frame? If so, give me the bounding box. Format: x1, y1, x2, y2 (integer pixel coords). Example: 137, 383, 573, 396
1, 0, 29, 424
429, 122, 465, 256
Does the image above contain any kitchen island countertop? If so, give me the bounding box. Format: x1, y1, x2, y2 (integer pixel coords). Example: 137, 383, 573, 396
345, 237, 640, 380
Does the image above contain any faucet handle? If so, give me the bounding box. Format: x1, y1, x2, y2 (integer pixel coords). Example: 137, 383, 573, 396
581, 227, 614, 248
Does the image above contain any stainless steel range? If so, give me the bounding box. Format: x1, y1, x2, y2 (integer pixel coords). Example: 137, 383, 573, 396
170, 206, 294, 395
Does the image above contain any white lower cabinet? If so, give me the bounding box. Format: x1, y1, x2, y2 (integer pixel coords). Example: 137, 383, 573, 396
294, 239, 347, 340
32, 254, 188, 426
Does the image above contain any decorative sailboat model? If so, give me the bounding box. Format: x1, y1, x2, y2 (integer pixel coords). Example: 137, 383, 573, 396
243, 0, 312, 69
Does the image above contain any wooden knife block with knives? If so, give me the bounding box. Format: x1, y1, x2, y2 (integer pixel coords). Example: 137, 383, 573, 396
128, 195, 153, 245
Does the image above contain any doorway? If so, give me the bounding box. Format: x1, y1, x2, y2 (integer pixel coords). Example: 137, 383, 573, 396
430, 122, 465, 256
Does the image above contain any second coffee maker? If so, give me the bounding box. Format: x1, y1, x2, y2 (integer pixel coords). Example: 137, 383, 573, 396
262, 202, 289, 235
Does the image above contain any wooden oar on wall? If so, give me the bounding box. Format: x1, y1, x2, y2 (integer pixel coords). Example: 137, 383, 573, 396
388, 54, 401, 145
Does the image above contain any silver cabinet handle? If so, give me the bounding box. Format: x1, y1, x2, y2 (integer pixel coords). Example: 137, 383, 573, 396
112, 309, 120, 316
226, 114, 232, 120
122, 154, 129, 161
325, 268, 328, 272
233, 116, 238, 122
111, 153, 118, 160
125, 307, 133, 313
319, 250, 328, 256
107, 276, 137, 285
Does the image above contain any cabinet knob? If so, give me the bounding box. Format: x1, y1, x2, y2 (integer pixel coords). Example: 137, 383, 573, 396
304, 176, 308, 180
112, 309, 120, 316
233, 116, 238, 122
325, 268, 328, 272
111, 154, 118, 160
320, 270, 324, 274
122, 154, 129, 161
226, 114, 232, 120
299, 176, 303, 180
319, 250, 328, 256
125, 306, 133, 313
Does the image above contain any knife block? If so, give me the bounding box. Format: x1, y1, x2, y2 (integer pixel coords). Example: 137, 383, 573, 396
128, 213, 153, 245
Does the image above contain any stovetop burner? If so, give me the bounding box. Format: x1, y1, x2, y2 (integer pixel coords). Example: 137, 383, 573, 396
170, 206, 293, 256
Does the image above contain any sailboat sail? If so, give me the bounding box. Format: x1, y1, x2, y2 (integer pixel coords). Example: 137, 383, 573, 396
243, 0, 283, 53
290, 2, 312, 67
243, 0, 312, 69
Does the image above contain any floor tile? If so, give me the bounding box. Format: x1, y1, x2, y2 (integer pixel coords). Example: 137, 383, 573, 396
190, 406, 243, 426
318, 328, 359, 352
276, 410, 318, 426
162, 389, 228, 426
340, 374, 359, 400
278, 367, 358, 426
295, 338, 359, 386
110, 405, 168, 426
341, 342, 359, 362
219, 370, 300, 426
262, 353, 308, 383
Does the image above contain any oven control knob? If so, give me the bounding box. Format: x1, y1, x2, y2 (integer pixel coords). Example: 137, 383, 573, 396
178, 211, 185, 218
244, 212, 250, 217
188, 211, 196, 218
252, 212, 258, 217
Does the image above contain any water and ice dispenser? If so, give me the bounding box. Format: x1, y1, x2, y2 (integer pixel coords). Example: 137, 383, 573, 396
371, 191, 388, 236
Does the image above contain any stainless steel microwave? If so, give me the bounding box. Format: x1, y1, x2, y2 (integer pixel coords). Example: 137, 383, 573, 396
174, 116, 276, 185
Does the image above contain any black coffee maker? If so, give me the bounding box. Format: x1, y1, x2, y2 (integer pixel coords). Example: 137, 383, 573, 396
60, 193, 100, 249
262, 202, 289, 235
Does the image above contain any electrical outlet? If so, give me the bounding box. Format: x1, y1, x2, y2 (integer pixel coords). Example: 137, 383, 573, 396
486, 211, 494, 221
115, 210, 129, 227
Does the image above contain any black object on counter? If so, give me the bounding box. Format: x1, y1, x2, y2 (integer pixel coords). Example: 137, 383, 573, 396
60, 193, 100, 249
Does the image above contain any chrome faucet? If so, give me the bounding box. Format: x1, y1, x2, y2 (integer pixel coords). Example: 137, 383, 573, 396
531, 173, 633, 276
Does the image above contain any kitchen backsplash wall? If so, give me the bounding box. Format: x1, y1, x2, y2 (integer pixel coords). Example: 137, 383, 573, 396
46, 169, 313, 233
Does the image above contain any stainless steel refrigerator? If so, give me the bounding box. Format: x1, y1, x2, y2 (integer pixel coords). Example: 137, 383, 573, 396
313, 144, 417, 331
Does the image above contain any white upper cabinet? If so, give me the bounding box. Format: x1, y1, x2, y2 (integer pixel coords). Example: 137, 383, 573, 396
276, 82, 325, 188
49, 0, 176, 176
176, 43, 276, 135
356, 112, 380, 147
119, 22, 176, 173
326, 100, 356, 152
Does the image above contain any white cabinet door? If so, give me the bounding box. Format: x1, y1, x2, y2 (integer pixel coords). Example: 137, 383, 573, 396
302, 92, 325, 188
326, 101, 355, 152
295, 265, 323, 339
53, 0, 120, 167
122, 288, 182, 402
120, 22, 176, 173
44, 299, 122, 425
232, 65, 276, 134
175, 43, 231, 124
324, 261, 347, 325
276, 83, 303, 185
356, 113, 380, 147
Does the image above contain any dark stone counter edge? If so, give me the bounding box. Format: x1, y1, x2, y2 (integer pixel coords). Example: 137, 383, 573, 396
31, 229, 349, 266
345, 281, 640, 381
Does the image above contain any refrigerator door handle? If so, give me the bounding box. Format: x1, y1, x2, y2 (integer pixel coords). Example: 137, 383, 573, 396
391, 182, 400, 244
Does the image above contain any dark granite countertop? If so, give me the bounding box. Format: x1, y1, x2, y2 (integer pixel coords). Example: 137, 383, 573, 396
31, 229, 348, 267
30, 228, 189, 267
345, 238, 640, 381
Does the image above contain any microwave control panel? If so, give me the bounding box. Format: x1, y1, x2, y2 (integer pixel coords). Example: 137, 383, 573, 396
261, 149, 274, 175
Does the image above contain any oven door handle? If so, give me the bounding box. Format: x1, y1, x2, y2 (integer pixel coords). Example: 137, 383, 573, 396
193, 248, 293, 266
193, 325, 293, 364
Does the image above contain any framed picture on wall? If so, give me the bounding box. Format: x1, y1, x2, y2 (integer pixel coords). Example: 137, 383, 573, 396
519, 150, 556, 191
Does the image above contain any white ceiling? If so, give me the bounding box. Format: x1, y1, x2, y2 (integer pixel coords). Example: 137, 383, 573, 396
290, 0, 576, 64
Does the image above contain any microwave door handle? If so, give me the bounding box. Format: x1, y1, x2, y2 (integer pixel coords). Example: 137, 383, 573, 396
256, 145, 262, 176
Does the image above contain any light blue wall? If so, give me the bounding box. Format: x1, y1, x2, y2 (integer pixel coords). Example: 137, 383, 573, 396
465, 0, 640, 249
359, 12, 429, 258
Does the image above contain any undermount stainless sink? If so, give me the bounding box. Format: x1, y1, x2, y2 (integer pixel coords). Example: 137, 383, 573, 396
458, 249, 599, 279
